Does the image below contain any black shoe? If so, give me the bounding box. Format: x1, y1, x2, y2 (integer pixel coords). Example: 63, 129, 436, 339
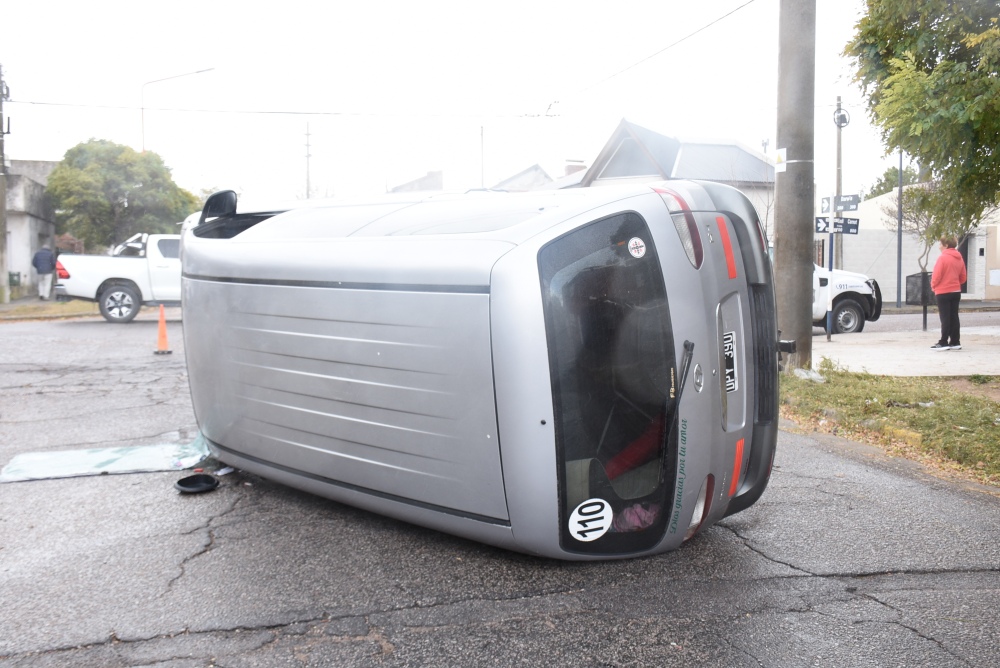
950, 344, 962, 351
931, 343, 950, 351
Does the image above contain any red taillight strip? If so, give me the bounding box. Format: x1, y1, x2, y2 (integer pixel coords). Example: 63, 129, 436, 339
716, 216, 737, 279
654, 187, 704, 268
56, 260, 70, 280
729, 438, 745, 496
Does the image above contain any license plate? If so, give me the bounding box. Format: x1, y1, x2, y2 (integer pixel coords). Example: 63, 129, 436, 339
723, 331, 738, 393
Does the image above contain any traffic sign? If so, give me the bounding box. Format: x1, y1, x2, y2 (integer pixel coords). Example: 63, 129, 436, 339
820, 197, 831, 214
835, 194, 860, 212
815, 217, 860, 234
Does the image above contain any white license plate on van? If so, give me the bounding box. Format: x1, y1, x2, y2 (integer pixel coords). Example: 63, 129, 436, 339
723, 331, 738, 393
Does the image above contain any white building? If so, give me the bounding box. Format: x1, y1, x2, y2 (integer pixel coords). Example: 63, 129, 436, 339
834, 189, 1000, 303
5, 160, 57, 299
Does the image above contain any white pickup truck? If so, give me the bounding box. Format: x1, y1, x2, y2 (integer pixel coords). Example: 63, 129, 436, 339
813, 263, 883, 333
55, 233, 181, 323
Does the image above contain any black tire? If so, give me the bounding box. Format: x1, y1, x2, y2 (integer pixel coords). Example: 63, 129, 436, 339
832, 299, 865, 334
98, 285, 141, 323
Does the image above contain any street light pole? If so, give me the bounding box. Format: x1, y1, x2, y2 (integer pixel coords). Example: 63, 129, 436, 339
833, 96, 850, 270
141, 68, 214, 152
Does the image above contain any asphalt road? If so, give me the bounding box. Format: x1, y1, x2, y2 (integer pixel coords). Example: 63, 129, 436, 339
2, 313, 999, 667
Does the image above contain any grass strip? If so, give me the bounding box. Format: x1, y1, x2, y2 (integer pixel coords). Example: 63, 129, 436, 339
780, 358, 1000, 487
1, 300, 99, 318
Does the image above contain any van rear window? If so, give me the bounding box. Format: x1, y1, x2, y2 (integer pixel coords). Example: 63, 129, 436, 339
539, 212, 678, 554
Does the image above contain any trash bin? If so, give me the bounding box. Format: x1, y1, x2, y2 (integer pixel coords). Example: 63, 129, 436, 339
905, 272, 936, 306
8, 272, 20, 287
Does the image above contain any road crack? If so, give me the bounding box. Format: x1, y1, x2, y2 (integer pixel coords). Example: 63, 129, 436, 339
162, 494, 245, 594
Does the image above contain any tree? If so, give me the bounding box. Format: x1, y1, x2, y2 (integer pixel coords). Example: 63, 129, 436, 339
46, 140, 198, 250
845, 1, 1000, 230
862, 164, 919, 200
879, 182, 941, 271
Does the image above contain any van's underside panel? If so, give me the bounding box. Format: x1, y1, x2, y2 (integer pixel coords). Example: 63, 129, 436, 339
183, 278, 509, 521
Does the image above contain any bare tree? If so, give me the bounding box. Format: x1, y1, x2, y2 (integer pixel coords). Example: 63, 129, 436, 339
880, 182, 940, 272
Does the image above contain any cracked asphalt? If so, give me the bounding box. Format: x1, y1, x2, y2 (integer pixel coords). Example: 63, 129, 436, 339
2, 312, 1000, 667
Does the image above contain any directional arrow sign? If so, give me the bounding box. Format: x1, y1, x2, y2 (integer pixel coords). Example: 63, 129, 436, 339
815, 217, 860, 234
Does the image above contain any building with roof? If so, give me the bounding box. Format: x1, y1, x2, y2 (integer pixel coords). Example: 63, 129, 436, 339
543, 119, 775, 238
491, 164, 553, 192
5, 160, 57, 299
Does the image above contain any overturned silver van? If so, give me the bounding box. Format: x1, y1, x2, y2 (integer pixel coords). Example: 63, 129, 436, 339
182, 182, 779, 560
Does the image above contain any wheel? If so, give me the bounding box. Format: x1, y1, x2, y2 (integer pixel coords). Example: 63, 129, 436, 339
98, 285, 141, 323
832, 299, 865, 334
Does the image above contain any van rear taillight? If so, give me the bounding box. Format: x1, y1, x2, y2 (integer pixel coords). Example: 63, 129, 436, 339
56, 261, 70, 280
729, 438, 745, 496
716, 216, 738, 279
684, 474, 715, 541
654, 187, 703, 268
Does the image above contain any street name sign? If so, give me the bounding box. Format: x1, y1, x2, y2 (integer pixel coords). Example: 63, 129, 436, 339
815, 217, 860, 234
835, 194, 860, 212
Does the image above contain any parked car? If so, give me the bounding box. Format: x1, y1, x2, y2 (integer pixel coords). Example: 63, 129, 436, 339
55, 233, 181, 323
182, 183, 782, 560
813, 264, 883, 333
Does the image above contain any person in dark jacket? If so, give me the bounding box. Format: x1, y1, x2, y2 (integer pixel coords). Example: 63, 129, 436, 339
31, 245, 57, 300
930, 236, 967, 351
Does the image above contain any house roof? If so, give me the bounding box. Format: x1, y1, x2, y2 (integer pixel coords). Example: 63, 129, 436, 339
390, 170, 444, 193
580, 119, 682, 185
574, 119, 773, 188
673, 142, 774, 184
491, 164, 552, 192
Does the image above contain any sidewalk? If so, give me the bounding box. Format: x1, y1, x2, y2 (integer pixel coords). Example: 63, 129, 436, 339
810, 299, 1000, 377
880, 299, 1000, 315
811, 326, 1000, 376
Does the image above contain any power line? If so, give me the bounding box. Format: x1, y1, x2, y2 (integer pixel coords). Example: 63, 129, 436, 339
6, 98, 557, 120
571, 0, 760, 96
12, 4, 764, 123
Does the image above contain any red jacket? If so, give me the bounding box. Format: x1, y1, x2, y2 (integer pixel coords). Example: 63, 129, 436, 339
931, 248, 967, 295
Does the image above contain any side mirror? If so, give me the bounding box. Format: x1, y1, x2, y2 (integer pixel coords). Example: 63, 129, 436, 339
199, 190, 238, 226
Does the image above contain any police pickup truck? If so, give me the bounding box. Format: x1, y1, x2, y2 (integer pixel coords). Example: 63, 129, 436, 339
813, 264, 882, 333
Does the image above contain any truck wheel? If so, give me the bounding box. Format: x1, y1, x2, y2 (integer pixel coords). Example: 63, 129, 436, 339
99, 285, 140, 323
832, 299, 865, 334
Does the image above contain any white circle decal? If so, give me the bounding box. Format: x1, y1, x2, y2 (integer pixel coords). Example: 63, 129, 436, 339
627, 237, 646, 258
568, 498, 613, 542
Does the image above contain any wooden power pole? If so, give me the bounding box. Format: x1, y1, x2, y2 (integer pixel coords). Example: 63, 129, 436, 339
773, 0, 817, 369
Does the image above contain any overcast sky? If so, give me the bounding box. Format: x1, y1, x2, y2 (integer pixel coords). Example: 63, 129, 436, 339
2, 0, 896, 208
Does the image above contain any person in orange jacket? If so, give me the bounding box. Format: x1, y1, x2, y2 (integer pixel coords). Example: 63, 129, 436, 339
930, 235, 967, 350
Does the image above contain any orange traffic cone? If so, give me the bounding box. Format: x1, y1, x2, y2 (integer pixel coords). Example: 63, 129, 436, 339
155, 304, 172, 355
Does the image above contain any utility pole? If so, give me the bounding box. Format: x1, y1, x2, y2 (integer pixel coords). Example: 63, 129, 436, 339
834, 96, 847, 269
773, 0, 817, 369
896, 149, 903, 308
305, 123, 312, 199
0, 63, 10, 304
